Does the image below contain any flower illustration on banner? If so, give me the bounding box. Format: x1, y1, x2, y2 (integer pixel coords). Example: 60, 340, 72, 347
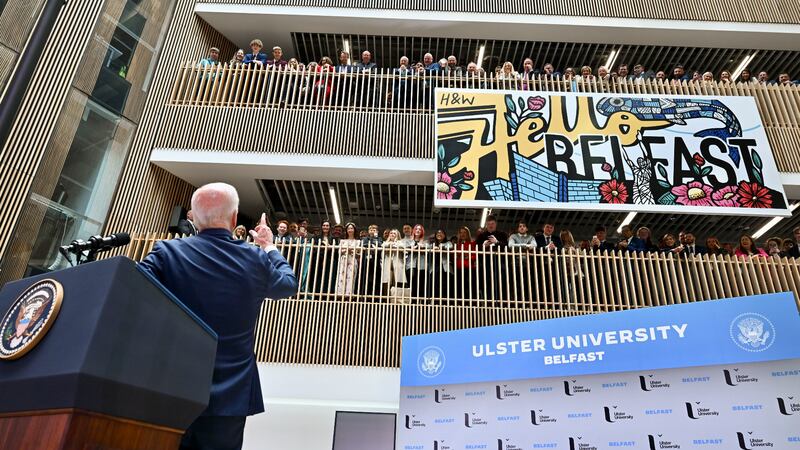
527, 96, 546, 111
671, 181, 714, 207
437, 172, 458, 199
693, 152, 705, 167
504, 94, 545, 135
436, 144, 474, 200
737, 181, 773, 208
712, 185, 740, 207
599, 179, 629, 204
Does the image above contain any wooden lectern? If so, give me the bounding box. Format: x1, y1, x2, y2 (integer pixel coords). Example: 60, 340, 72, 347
0, 257, 218, 450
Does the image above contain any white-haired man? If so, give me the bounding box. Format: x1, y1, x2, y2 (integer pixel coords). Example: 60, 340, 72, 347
139, 182, 298, 450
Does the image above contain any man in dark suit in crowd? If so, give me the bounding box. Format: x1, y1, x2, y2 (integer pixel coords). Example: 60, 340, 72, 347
790, 227, 800, 258
139, 182, 298, 450
475, 215, 509, 299
591, 226, 616, 252
177, 210, 198, 236
681, 232, 707, 256
535, 222, 562, 250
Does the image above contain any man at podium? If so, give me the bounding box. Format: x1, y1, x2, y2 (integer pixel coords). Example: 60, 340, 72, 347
139, 183, 298, 450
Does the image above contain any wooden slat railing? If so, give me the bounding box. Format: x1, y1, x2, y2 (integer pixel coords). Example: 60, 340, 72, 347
125, 233, 800, 367
163, 64, 800, 171
195, 0, 800, 24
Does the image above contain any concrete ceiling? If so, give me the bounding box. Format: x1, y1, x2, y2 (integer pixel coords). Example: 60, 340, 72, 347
196, 3, 800, 58
150, 149, 432, 216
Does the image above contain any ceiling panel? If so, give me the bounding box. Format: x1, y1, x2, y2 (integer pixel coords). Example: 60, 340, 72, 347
261, 179, 800, 244
293, 32, 799, 80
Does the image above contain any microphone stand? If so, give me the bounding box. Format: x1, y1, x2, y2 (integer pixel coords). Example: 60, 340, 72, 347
58, 239, 97, 266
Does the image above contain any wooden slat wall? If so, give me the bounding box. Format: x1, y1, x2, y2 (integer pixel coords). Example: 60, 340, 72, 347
0, 91, 90, 284
158, 66, 800, 172
0, 0, 46, 53
0, 0, 46, 107
72, 0, 177, 122
125, 234, 800, 367
104, 0, 236, 236
195, 0, 800, 24
0, 44, 16, 99
0, 1, 106, 265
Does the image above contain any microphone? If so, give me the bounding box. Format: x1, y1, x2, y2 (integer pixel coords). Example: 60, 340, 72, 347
60, 233, 131, 258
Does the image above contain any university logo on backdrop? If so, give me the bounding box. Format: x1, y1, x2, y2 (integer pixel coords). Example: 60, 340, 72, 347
434, 89, 789, 216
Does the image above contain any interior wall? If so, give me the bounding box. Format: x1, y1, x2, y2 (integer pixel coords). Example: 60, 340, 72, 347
104, 0, 236, 237
244, 363, 400, 450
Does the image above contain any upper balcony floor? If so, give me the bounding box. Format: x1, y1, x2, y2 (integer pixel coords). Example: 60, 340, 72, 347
195, 0, 800, 26
192, 0, 800, 79
163, 64, 800, 168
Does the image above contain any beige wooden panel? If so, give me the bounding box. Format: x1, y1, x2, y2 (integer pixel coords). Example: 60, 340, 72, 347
125, 234, 800, 367
104, 0, 237, 237
0, 1, 106, 265
0, 0, 46, 53
157, 69, 800, 170
0, 44, 16, 102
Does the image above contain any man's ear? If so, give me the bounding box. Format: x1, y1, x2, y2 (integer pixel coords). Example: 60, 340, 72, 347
230, 210, 238, 231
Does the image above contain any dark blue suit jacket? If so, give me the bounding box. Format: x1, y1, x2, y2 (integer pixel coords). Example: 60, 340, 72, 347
243, 52, 267, 66
138, 229, 298, 417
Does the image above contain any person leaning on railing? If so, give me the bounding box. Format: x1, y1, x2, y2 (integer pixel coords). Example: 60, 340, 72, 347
312, 220, 339, 298
360, 224, 383, 298
335, 223, 361, 298
508, 221, 536, 301
405, 224, 430, 299
429, 229, 454, 299
508, 221, 537, 251
243, 39, 267, 67
381, 229, 407, 300
628, 227, 657, 253
476, 216, 509, 300
199, 47, 220, 68
705, 237, 729, 256
534, 222, 562, 251
454, 226, 477, 299
735, 234, 768, 259
312, 57, 335, 105
790, 227, 800, 258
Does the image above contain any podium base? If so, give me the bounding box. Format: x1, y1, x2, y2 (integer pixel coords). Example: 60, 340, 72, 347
0, 408, 183, 450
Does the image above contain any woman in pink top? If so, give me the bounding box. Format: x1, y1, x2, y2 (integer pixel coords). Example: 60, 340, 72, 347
734, 234, 768, 259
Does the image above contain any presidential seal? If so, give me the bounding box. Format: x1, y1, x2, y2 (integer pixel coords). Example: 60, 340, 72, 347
730, 312, 775, 353
0, 279, 63, 360
417, 346, 445, 378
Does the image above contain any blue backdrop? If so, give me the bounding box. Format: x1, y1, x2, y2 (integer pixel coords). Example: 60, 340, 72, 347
401, 292, 800, 386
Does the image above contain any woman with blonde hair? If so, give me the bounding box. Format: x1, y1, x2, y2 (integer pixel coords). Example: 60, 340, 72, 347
229, 49, 245, 67
382, 229, 408, 301
232, 225, 247, 240
575, 66, 594, 82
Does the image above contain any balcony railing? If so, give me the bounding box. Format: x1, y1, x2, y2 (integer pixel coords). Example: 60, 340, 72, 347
195, 0, 800, 24
126, 233, 800, 309
164, 64, 800, 171
123, 233, 800, 367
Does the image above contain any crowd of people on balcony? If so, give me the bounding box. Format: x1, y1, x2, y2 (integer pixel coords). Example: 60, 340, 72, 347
178, 211, 800, 300
198, 42, 800, 87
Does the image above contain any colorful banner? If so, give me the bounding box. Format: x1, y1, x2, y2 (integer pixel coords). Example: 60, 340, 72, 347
434, 89, 790, 216
398, 293, 800, 449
